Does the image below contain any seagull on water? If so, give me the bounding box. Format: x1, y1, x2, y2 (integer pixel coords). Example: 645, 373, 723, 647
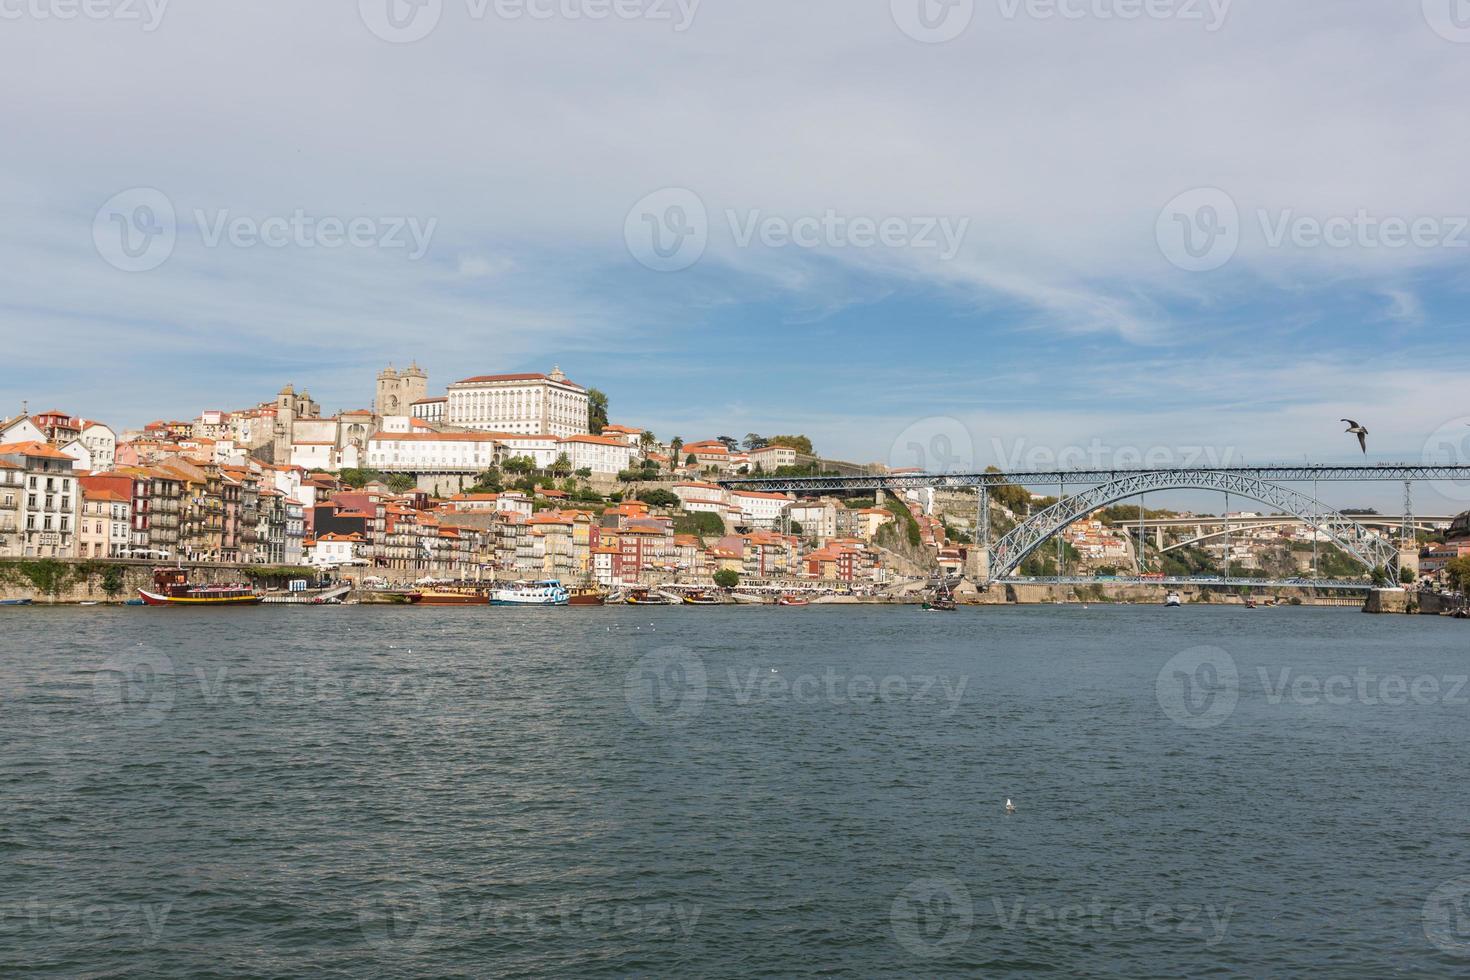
1341, 419, 1369, 455
1005, 798, 1017, 815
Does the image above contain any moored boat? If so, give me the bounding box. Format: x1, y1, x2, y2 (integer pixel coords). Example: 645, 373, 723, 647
491, 580, 570, 606
411, 587, 490, 606
624, 588, 675, 605
682, 590, 720, 605
1165, 591, 1183, 607
138, 568, 263, 606
568, 588, 606, 606
776, 594, 810, 607
0, 598, 34, 606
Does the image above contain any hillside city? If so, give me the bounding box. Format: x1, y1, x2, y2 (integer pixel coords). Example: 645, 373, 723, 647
2, 363, 1469, 592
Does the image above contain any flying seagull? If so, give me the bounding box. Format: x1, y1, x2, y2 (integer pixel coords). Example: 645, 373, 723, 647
1341, 419, 1368, 455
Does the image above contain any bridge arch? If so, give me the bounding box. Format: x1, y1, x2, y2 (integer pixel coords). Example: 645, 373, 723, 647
989, 470, 1400, 581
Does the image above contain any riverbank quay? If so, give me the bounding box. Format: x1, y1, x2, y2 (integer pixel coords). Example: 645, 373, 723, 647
0, 558, 319, 604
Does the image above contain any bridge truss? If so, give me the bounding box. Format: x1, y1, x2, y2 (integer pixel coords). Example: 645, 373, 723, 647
988, 470, 1400, 581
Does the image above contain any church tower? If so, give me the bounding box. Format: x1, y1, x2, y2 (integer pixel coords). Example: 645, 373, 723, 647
374, 362, 429, 418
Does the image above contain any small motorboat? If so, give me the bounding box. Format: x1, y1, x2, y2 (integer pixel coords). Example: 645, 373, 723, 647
1165, 591, 1183, 608
624, 588, 675, 605
682, 590, 720, 605
0, 598, 34, 606
922, 598, 957, 612
78, 601, 100, 606
122, 598, 146, 607
776, 595, 810, 607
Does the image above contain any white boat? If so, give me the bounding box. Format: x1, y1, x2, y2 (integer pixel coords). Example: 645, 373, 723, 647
1165, 591, 1183, 607
491, 580, 570, 606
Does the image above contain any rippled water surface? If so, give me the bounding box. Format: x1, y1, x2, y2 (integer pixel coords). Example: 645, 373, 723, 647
2, 604, 1469, 977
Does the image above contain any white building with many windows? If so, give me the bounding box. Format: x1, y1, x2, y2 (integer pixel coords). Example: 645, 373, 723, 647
446, 368, 590, 439
560, 434, 639, 475
366, 431, 504, 473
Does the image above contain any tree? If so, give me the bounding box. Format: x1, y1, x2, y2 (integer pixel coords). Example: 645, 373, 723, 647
587, 388, 609, 434
716, 436, 739, 451
639, 431, 658, 459
100, 565, 125, 599
1400, 565, 1416, 585
743, 433, 767, 451
503, 455, 536, 476
469, 466, 504, 494
669, 437, 684, 472
765, 435, 814, 455
575, 467, 592, 479
685, 453, 697, 467
637, 489, 681, 509
1445, 556, 1470, 592
385, 474, 416, 493
551, 452, 573, 478
714, 568, 740, 589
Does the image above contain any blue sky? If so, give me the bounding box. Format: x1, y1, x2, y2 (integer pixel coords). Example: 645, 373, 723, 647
2, 0, 1469, 511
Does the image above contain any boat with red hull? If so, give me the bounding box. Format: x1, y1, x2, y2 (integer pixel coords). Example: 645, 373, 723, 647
138, 568, 264, 606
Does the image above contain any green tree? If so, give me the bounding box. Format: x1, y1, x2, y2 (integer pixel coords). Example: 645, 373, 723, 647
685, 453, 697, 467
743, 433, 767, 451
637, 489, 681, 509
100, 565, 126, 599
503, 456, 536, 476
714, 568, 740, 589
551, 452, 573, 478
587, 388, 609, 434
669, 437, 683, 471
575, 467, 592, 479
385, 474, 416, 493
765, 435, 814, 455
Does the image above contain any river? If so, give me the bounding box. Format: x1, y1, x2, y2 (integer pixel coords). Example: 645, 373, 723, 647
2, 605, 1467, 976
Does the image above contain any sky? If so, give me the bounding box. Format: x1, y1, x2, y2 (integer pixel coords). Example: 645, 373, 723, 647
2, 0, 1469, 512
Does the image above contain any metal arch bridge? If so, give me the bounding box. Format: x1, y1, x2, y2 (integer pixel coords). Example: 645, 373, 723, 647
721, 463, 1470, 586
986, 469, 1399, 582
